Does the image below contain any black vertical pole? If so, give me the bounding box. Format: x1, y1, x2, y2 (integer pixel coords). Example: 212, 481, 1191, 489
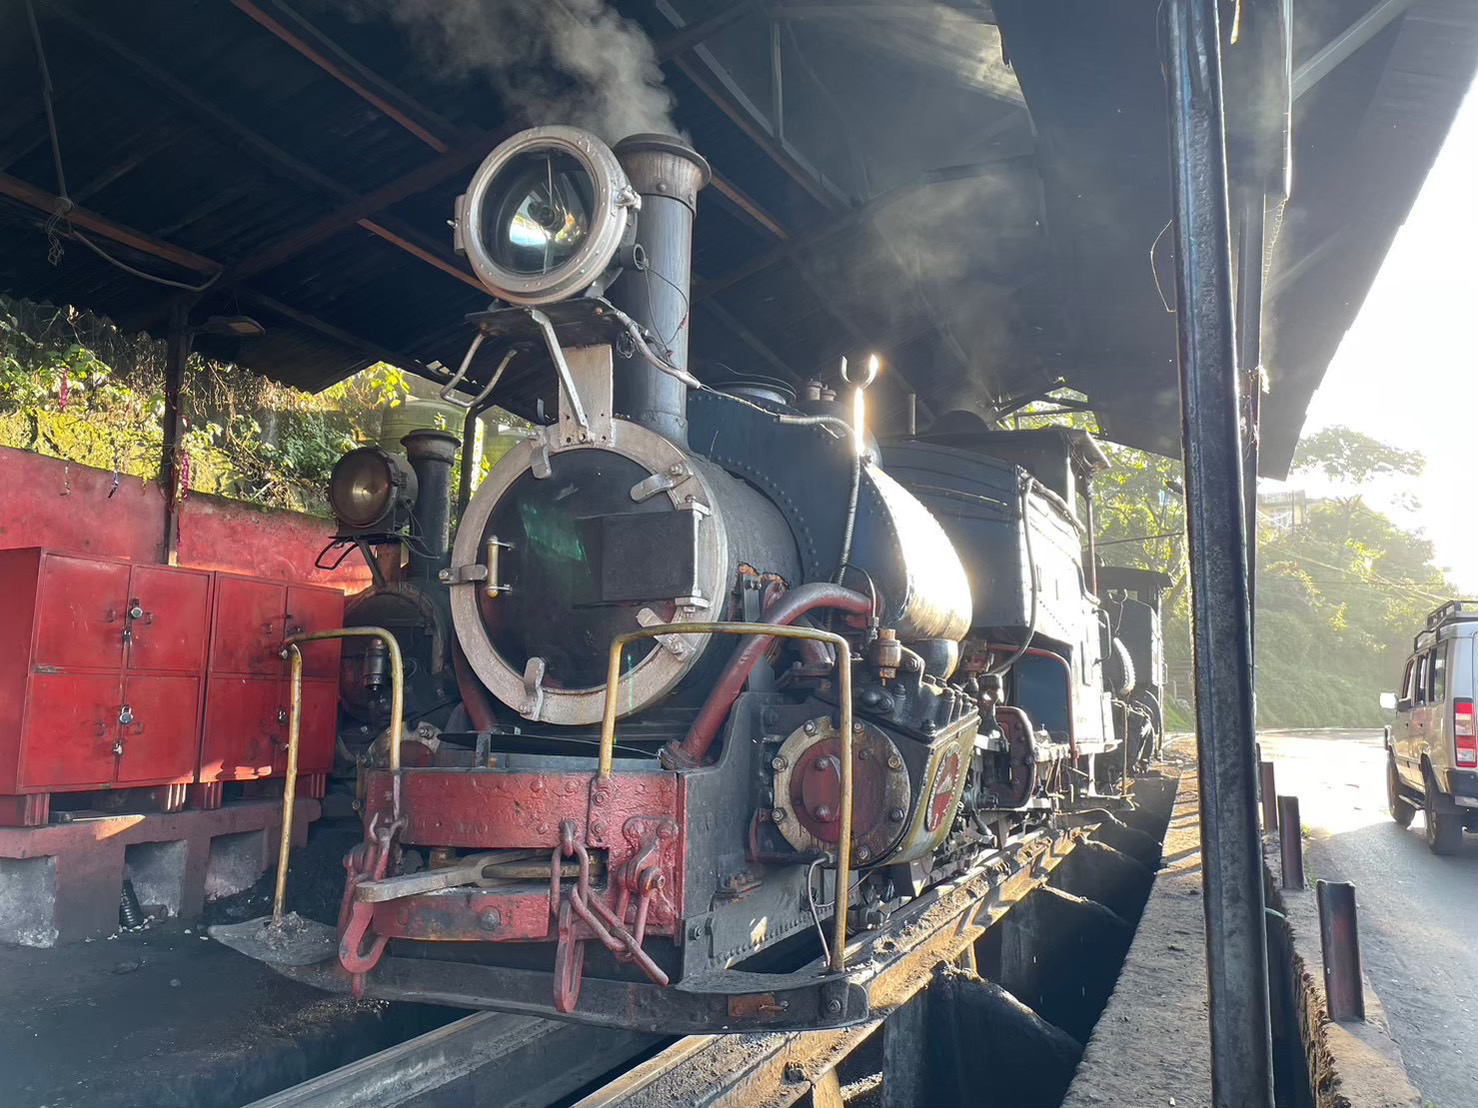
160, 303, 191, 566
1235, 190, 1266, 637
1162, 2, 1275, 1106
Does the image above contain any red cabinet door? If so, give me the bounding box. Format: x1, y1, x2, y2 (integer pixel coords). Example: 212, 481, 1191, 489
19, 672, 121, 789
277, 679, 340, 775
200, 675, 284, 781
128, 566, 210, 673
34, 555, 130, 671
211, 578, 286, 675
285, 586, 344, 679
115, 674, 200, 785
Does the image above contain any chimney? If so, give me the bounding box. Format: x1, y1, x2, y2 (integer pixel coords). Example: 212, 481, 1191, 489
609, 134, 710, 446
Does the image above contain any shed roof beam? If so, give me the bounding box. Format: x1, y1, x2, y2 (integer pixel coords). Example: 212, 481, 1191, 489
230, 0, 453, 152
49, 2, 480, 291
654, 0, 851, 211
1292, 0, 1416, 102
0, 170, 423, 374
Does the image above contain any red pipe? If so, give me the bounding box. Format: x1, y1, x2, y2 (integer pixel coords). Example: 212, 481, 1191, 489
452, 641, 498, 732
673, 582, 872, 767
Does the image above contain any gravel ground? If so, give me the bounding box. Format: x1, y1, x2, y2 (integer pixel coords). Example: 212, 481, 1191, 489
1259, 729, 1478, 1108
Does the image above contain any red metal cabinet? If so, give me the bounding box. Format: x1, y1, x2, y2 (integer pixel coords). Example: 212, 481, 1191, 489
19, 672, 120, 789
128, 566, 211, 673
33, 555, 131, 671
210, 576, 288, 675
199, 573, 344, 785
115, 674, 202, 785
0, 549, 211, 802
200, 676, 284, 782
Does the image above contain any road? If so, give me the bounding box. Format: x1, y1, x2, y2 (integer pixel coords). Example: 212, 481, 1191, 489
1259, 729, 1478, 1108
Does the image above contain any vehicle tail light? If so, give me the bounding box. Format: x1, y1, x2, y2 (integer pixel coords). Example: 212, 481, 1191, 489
1456, 699, 1476, 767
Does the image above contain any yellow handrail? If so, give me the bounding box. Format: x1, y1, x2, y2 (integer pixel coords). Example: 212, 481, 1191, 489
599, 621, 856, 973
273, 626, 404, 925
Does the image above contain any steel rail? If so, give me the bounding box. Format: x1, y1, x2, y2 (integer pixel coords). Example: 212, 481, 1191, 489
253, 825, 1087, 1108
572, 829, 1079, 1108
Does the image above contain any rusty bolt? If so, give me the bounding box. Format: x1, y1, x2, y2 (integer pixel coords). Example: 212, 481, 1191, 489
530, 778, 545, 793
856, 846, 872, 862
814, 805, 834, 821
887, 754, 904, 771
783, 1062, 806, 1083
772, 808, 788, 823
771, 756, 788, 771
479, 909, 502, 932
537, 822, 550, 834
853, 722, 865, 734
825, 997, 843, 1015
657, 823, 676, 840
803, 720, 817, 735
689, 924, 703, 940
889, 807, 906, 822
590, 821, 605, 838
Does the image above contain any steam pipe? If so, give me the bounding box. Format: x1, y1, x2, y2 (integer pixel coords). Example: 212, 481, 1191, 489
610, 134, 711, 446
1163, 0, 1275, 1103
668, 583, 872, 768
402, 429, 459, 579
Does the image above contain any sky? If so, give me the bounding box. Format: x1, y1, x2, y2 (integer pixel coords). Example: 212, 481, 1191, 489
1294, 82, 1478, 590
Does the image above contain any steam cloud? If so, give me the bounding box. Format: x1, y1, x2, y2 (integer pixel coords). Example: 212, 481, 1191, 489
341, 0, 677, 141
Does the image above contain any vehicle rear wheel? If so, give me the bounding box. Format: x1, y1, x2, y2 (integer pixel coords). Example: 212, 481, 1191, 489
1423, 766, 1463, 855
1387, 758, 1416, 828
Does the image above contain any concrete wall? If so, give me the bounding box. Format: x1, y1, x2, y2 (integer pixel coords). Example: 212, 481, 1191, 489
0, 447, 371, 590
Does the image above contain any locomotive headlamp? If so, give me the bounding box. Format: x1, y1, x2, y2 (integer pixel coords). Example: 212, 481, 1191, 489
328, 446, 418, 534
454, 126, 640, 305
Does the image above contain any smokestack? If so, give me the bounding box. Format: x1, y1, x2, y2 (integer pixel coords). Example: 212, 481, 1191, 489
610, 134, 710, 446
402, 428, 460, 579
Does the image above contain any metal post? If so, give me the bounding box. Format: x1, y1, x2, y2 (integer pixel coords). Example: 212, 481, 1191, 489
1236, 189, 1265, 635
1316, 881, 1365, 1022
1162, 1, 1275, 1104
1277, 796, 1303, 890
1259, 760, 1278, 832
160, 302, 191, 565
272, 645, 303, 925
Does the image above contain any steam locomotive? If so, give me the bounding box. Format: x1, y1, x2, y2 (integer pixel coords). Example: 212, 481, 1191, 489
227, 126, 1163, 1032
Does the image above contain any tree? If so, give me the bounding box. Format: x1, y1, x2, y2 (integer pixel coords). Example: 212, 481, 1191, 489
1255, 428, 1451, 727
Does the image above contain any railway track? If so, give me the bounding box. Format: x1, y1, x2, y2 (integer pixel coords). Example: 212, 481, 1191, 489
245, 783, 1175, 1108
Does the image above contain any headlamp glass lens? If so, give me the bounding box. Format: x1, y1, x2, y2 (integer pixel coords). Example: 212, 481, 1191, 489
329, 449, 394, 528
484, 150, 595, 276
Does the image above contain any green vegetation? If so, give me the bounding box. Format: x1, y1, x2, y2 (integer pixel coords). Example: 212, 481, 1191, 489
1255, 428, 1450, 728
1, 294, 410, 514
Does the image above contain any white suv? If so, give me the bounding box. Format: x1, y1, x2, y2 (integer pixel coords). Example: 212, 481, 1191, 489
1383, 600, 1478, 854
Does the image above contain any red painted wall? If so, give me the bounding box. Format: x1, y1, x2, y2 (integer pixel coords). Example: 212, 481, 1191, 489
0, 447, 371, 591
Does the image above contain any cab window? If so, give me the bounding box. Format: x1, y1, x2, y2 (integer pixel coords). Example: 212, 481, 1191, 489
1429, 643, 1447, 703
1400, 657, 1417, 709
1414, 653, 1430, 706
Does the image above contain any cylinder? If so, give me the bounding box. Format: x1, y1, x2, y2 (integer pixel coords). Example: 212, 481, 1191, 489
402, 429, 460, 579
610, 134, 711, 446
